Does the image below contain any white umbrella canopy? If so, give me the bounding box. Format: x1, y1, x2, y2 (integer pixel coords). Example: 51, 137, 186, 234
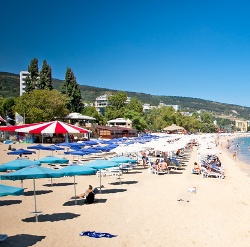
66, 112, 96, 120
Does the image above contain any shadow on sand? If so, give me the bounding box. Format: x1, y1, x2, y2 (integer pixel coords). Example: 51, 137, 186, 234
100, 188, 127, 194
22, 212, 80, 223
109, 180, 138, 186
0, 234, 45, 247
24, 190, 53, 196
0, 200, 23, 206
63, 198, 107, 206
43, 182, 75, 187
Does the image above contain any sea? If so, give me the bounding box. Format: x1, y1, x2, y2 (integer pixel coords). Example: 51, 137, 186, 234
228, 136, 250, 165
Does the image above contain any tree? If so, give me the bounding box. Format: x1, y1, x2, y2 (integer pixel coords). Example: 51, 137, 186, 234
126, 97, 143, 114
200, 112, 213, 124
105, 91, 128, 120
124, 109, 147, 131
82, 106, 104, 125
25, 58, 39, 93
61, 68, 83, 112
39, 60, 53, 90
14, 90, 69, 123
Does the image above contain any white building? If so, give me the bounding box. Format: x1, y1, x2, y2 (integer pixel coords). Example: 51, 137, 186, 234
94, 94, 131, 115
107, 118, 132, 128
20, 71, 29, 96
94, 94, 109, 115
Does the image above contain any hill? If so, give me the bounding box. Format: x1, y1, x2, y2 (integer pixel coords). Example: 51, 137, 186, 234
1, 72, 250, 120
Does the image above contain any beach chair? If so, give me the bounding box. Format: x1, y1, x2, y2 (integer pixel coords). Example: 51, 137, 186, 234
201, 167, 225, 179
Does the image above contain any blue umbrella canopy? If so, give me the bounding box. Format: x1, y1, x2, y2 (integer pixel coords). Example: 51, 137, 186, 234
46, 145, 65, 151
86, 160, 119, 170
27, 144, 50, 150
0, 165, 64, 222
85, 160, 120, 192
0, 165, 64, 180
0, 159, 41, 172
110, 156, 137, 163
83, 148, 101, 154
0, 184, 24, 196
58, 165, 96, 205
58, 164, 96, 176
65, 150, 88, 156
38, 156, 69, 164
7, 148, 36, 155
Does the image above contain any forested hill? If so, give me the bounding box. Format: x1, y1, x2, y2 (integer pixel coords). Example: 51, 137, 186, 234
1, 71, 250, 119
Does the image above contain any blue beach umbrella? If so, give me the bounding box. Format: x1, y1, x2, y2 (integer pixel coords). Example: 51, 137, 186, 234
27, 144, 51, 159
0, 165, 64, 222
0, 184, 24, 197
38, 156, 69, 164
110, 156, 137, 163
7, 148, 36, 156
58, 165, 96, 204
0, 159, 41, 172
86, 160, 120, 192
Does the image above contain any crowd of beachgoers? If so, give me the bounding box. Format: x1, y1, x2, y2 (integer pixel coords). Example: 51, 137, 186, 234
0, 132, 250, 246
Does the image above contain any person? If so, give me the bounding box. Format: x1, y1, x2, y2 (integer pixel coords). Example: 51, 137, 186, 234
233, 150, 236, 160
159, 161, 168, 172
152, 159, 160, 171
141, 151, 147, 167
193, 162, 200, 173
71, 185, 95, 203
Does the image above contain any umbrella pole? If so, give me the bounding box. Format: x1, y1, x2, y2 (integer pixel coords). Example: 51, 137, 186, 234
74, 176, 77, 205
99, 169, 102, 193
21, 180, 23, 188
33, 178, 38, 222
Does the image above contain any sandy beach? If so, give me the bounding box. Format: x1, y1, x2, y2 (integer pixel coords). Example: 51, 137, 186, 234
0, 135, 250, 247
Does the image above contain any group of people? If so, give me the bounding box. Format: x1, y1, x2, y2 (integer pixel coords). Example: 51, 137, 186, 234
151, 158, 169, 172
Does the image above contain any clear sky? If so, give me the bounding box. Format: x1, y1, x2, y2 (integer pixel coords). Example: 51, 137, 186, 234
1, 0, 250, 106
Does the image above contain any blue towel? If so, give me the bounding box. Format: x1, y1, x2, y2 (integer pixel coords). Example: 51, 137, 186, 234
80, 231, 117, 238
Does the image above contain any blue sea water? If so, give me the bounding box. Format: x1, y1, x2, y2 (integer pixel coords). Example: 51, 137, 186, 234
228, 137, 250, 165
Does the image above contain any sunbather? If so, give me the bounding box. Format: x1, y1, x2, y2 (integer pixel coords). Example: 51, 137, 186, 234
71, 185, 94, 199
152, 159, 160, 171
194, 162, 200, 172
159, 161, 168, 171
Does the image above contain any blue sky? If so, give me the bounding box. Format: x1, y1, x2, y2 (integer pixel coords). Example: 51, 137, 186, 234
1, 1, 250, 106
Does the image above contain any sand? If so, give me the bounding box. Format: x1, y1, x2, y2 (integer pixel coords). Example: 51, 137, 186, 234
0, 136, 250, 247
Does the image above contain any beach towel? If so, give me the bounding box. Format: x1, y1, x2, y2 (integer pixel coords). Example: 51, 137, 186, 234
80, 231, 117, 238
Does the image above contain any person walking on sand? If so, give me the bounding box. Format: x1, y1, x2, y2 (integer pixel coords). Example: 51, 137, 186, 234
233, 149, 237, 160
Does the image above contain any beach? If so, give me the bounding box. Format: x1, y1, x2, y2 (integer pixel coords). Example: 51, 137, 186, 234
0, 135, 250, 247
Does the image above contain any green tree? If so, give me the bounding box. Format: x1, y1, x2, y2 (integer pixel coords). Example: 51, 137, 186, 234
105, 91, 127, 119
25, 58, 39, 93
61, 68, 83, 112
124, 109, 147, 131
14, 90, 69, 123
82, 106, 104, 125
200, 112, 213, 124
126, 97, 143, 114
39, 60, 53, 90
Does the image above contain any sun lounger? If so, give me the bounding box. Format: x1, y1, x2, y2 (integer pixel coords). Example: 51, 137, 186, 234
201, 167, 225, 179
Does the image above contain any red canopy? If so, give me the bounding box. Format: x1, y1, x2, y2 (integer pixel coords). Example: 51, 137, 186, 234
0, 123, 42, 132
14, 121, 89, 134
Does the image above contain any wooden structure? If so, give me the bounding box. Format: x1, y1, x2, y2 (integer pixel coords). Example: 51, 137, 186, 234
95, 125, 138, 139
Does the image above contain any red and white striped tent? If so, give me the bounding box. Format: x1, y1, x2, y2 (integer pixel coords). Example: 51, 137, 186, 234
13, 121, 89, 134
